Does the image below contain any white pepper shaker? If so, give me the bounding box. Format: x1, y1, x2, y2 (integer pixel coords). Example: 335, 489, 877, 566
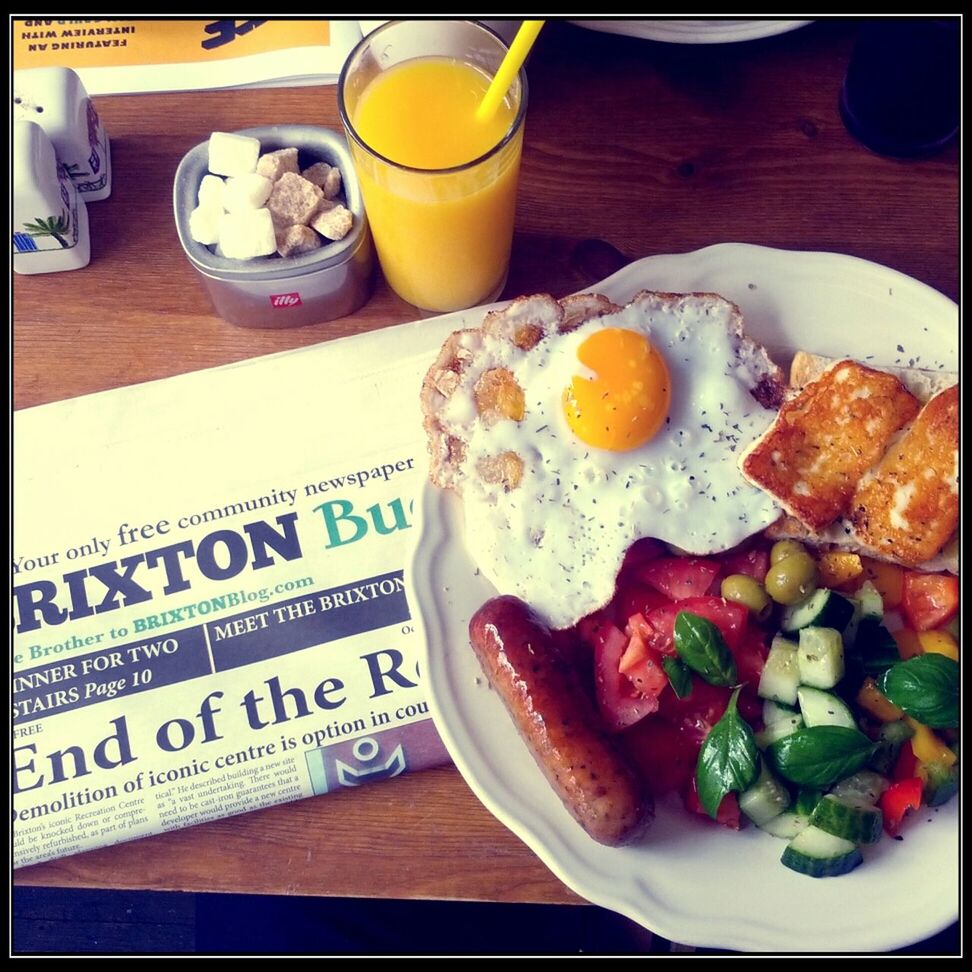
13, 66, 112, 202
13, 119, 91, 274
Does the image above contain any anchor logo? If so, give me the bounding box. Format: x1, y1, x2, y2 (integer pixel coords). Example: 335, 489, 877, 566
333, 736, 406, 788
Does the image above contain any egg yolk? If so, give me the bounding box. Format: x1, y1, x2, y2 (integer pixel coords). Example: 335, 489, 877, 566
562, 328, 671, 451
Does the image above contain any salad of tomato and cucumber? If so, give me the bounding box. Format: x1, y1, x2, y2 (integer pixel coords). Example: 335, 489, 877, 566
569, 537, 959, 878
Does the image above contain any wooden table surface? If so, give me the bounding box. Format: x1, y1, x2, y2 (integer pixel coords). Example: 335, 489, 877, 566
14, 19, 958, 906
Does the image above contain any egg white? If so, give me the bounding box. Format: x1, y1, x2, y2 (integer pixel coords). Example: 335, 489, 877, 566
455, 298, 782, 630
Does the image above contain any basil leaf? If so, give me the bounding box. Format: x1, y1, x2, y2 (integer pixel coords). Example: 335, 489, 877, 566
877, 654, 959, 728
674, 611, 737, 686
662, 656, 693, 698
766, 726, 876, 787
696, 687, 759, 819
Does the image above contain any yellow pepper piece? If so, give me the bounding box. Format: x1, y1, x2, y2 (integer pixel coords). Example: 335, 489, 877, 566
817, 551, 863, 589
918, 630, 959, 661
856, 677, 905, 722
860, 557, 904, 608
892, 628, 922, 660
905, 718, 958, 767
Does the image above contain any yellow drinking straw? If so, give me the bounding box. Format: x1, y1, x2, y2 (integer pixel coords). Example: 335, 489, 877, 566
476, 20, 545, 123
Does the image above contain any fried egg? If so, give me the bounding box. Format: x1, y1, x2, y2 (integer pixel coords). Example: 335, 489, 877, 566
428, 291, 784, 630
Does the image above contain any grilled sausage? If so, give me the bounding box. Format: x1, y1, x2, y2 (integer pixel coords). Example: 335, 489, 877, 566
469, 595, 653, 846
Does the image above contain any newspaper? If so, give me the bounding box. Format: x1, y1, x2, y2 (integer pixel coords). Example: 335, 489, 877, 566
11, 18, 366, 94
12, 315, 469, 868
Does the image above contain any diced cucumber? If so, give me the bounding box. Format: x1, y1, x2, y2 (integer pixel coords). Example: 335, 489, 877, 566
797, 685, 857, 729
755, 714, 803, 749
781, 825, 864, 878
739, 763, 791, 826
759, 811, 810, 840
830, 770, 889, 808
810, 794, 883, 844
843, 581, 881, 647
782, 589, 855, 635
855, 581, 884, 620
794, 787, 824, 816
797, 627, 845, 689
923, 760, 959, 807
763, 699, 799, 726
843, 598, 864, 648
758, 636, 801, 704
867, 719, 915, 775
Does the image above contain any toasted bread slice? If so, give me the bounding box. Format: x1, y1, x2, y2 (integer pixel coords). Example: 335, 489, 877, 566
847, 384, 958, 567
740, 360, 921, 532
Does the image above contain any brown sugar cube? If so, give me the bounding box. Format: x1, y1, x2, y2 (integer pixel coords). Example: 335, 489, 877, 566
256, 147, 300, 182
322, 167, 342, 199
301, 162, 332, 186
275, 224, 322, 257
302, 162, 343, 199
266, 172, 324, 226
310, 200, 353, 240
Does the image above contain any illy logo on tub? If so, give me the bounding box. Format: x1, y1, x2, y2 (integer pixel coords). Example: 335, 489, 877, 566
270, 292, 302, 308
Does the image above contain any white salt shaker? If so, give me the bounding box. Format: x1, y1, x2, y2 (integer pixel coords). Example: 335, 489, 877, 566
13, 120, 91, 275
13, 66, 112, 202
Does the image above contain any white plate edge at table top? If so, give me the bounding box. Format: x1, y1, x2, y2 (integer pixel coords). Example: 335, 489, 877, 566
405, 244, 958, 953
569, 19, 814, 44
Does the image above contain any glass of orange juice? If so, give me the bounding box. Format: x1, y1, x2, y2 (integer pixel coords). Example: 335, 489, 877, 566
338, 21, 527, 314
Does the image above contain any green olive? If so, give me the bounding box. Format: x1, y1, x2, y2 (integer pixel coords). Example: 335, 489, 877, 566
765, 551, 819, 605
721, 574, 772, 620
770, 539, 808, 565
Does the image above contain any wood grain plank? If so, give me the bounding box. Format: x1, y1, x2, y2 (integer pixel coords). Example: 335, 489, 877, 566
16, 768, 586, 904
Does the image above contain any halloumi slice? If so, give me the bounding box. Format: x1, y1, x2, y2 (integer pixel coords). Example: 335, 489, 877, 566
740, 360, 921, 532
848, 384, 959, 567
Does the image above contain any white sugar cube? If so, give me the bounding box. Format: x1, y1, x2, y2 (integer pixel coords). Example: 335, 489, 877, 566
208, 131, 260, 177
188, 204, 222, 245
224, 173, 273, 212
217, 208, 276, 260
198, 174, 226, 211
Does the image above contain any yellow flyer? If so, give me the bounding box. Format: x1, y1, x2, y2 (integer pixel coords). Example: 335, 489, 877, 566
11, 18, 364, 93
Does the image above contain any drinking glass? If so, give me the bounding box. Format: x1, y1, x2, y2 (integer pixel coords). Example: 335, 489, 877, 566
339, 20, 528, 313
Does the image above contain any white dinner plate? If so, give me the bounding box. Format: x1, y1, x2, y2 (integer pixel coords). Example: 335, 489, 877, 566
406, 243, 959, 953
569, 19, 813, 45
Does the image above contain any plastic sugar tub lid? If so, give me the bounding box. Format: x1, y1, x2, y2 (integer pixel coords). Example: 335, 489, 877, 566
173, 124, 369, 282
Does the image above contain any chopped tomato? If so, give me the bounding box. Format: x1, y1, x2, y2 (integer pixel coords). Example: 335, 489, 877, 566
683, 775, 742, 829
718, 543, 770, 583
731, 626, 769, 690
646, 596, 749, 654
593, 623, 661, 732
658, 677, 731, 748
619, 537, 667, 572
613, 581, 670, 629
624, 612, 653, 642
880, 777, 923, 836
576, 610, 616, 650
621, 717, 697, 796
638, 557, 721, 601
618, 631, 649, 674
891, 739, 918, 781
622, 642, 669, 699
901, 572, 959, 632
